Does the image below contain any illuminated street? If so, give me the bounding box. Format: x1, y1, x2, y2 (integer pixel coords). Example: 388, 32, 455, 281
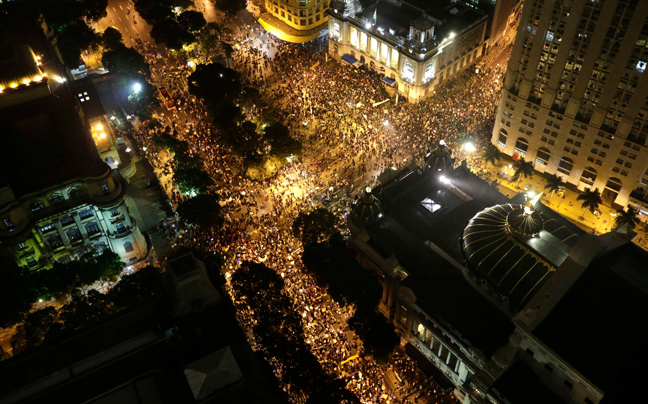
90, 2, 523, 402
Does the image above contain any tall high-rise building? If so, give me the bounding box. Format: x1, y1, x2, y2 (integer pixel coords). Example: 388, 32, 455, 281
492, 0, 648, 208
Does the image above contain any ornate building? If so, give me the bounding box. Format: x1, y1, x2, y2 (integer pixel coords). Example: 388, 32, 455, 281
0, 41, 147, 269
260, 0, 331, 43
327, 0, 489, 102
349, 145, 648, 404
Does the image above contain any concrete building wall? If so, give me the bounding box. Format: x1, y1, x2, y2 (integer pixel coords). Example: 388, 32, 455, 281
492, 0, 648, 207
266, 0, 329, 31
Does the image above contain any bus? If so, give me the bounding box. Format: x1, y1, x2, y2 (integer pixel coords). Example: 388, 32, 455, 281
158, 87, 175, 110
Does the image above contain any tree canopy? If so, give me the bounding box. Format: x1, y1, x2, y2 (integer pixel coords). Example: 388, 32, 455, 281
178, 10, 206, 32
177, 194, 222, 228
102, 44, 150, 78
150, 18, 195, 50
292, 208, 338, 246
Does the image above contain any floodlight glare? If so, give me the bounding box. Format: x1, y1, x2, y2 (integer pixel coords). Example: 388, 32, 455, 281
440, 175, 450, 184
132, 83, 142, 93
464, 142, 476, 152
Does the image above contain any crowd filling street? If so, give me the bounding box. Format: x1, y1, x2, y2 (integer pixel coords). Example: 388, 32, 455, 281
91, 3, 642, 403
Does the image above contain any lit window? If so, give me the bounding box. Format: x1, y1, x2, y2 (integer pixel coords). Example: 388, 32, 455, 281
637, 60, 646, 73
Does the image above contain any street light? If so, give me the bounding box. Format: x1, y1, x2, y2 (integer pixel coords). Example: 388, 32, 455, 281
440, 175, 450, 184
383, 119, 389, 126
464, 142, 476, 153
132, 83, 142, 93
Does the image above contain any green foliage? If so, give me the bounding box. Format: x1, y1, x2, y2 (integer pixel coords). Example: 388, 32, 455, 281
188, 63, 242, 106
215, 0, 246, 16
150, 18, 195, 49
512, 158, 534, 181
225, 121, 264, 159
264, 122, 302, 160
483, 144, 502, 167
11, 266, 163, 355
173, 167, 213, 195
102, 44, 150, 78
0, 258, 37, 328
212, 101, 243, 132
614, 207, 639, 230
177, 194, 222, 227
577, 188, 602, 218
348, 307, 399, 364
178, 10, 206, 32
102, 26, 123, 51
301, 234, 381, 309
292, 208, 338, 246
56, 20, 102, 68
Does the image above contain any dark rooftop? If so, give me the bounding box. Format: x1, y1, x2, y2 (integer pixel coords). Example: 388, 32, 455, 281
365, 167, 514, 356
534, 242, 648, 396
492, 360, 566, 404
0, 93, 107, 198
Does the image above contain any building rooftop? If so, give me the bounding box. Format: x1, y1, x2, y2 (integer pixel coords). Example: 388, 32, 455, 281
534, 242, 648, 398
492, 360, 566, 404
365, 167, 515, 356
0, 93, 107, 199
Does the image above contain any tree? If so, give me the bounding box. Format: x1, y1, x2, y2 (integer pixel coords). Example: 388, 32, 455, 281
178, 10, 206, 32
127, 74, 158, 120
348, 308, 399, 364
188, 63, 241, 105
614, 207, 639, 230
177, 194, 222, 228
101, 26, 123, 51
577, 188, 602, 219
93, 250, 125, 284
512, 158, 534, 188
212, 100, 243, 132
107, 266, 163, 308
0, 259, 37, 327
264, 122, 302, 160
215, 0, 246, 16
292, 208, 338, 246
80, 0, 108, 22
225, 121, 263, 159
173, 167, 213, 195
150, 18, 195, 50
544, 174, 564, 203
56, 20, 102, 68
484, 144, 502, 168
102, 44, 150, 77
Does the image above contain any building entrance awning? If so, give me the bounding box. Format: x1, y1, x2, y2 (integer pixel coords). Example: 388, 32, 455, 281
341, 54, 358, 65
382, 77, 396, 86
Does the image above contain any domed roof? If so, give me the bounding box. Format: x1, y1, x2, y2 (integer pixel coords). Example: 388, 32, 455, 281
461, 203, 554, 308
351, 188, 383, 226
425, 142, 454, 173
411, 16, 434, 31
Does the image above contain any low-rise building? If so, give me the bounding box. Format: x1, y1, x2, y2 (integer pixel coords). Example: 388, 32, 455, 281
328, 0, 489, 102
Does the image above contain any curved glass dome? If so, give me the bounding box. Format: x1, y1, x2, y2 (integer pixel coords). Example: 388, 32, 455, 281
461, 203, 554, 308
425, 142, 454, 173
351, 189, 383, 226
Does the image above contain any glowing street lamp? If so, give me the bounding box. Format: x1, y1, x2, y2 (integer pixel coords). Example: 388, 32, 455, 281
383, 119, 389, 126
464, 142, 476, 153
132, 83, 142, 93
440, 175, 450, 184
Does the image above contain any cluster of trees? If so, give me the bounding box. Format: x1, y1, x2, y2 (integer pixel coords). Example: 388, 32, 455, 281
295, 209, 400, 363
132, 0, 205, 50
0, 250, 126, 328
151, 126, 222, 228
231, 262, 359, 404
9, 266, 163, 356
188, 63, 301, 176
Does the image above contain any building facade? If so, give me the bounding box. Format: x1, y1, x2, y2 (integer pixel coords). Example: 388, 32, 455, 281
260, 0, 330, 43
0, 41, 147, 269
492, 0, 648, 208
328, 0, 489, 102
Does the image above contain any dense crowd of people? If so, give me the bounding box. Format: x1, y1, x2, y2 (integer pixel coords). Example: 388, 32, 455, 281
122, 17, 514, 404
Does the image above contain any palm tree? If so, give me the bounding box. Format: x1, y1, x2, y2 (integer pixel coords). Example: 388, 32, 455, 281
484, 145, 502, 168
543, 174, 564, 204
576, 188, 602, 219
614, 207, 639, 230
512, 158, 534, 188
